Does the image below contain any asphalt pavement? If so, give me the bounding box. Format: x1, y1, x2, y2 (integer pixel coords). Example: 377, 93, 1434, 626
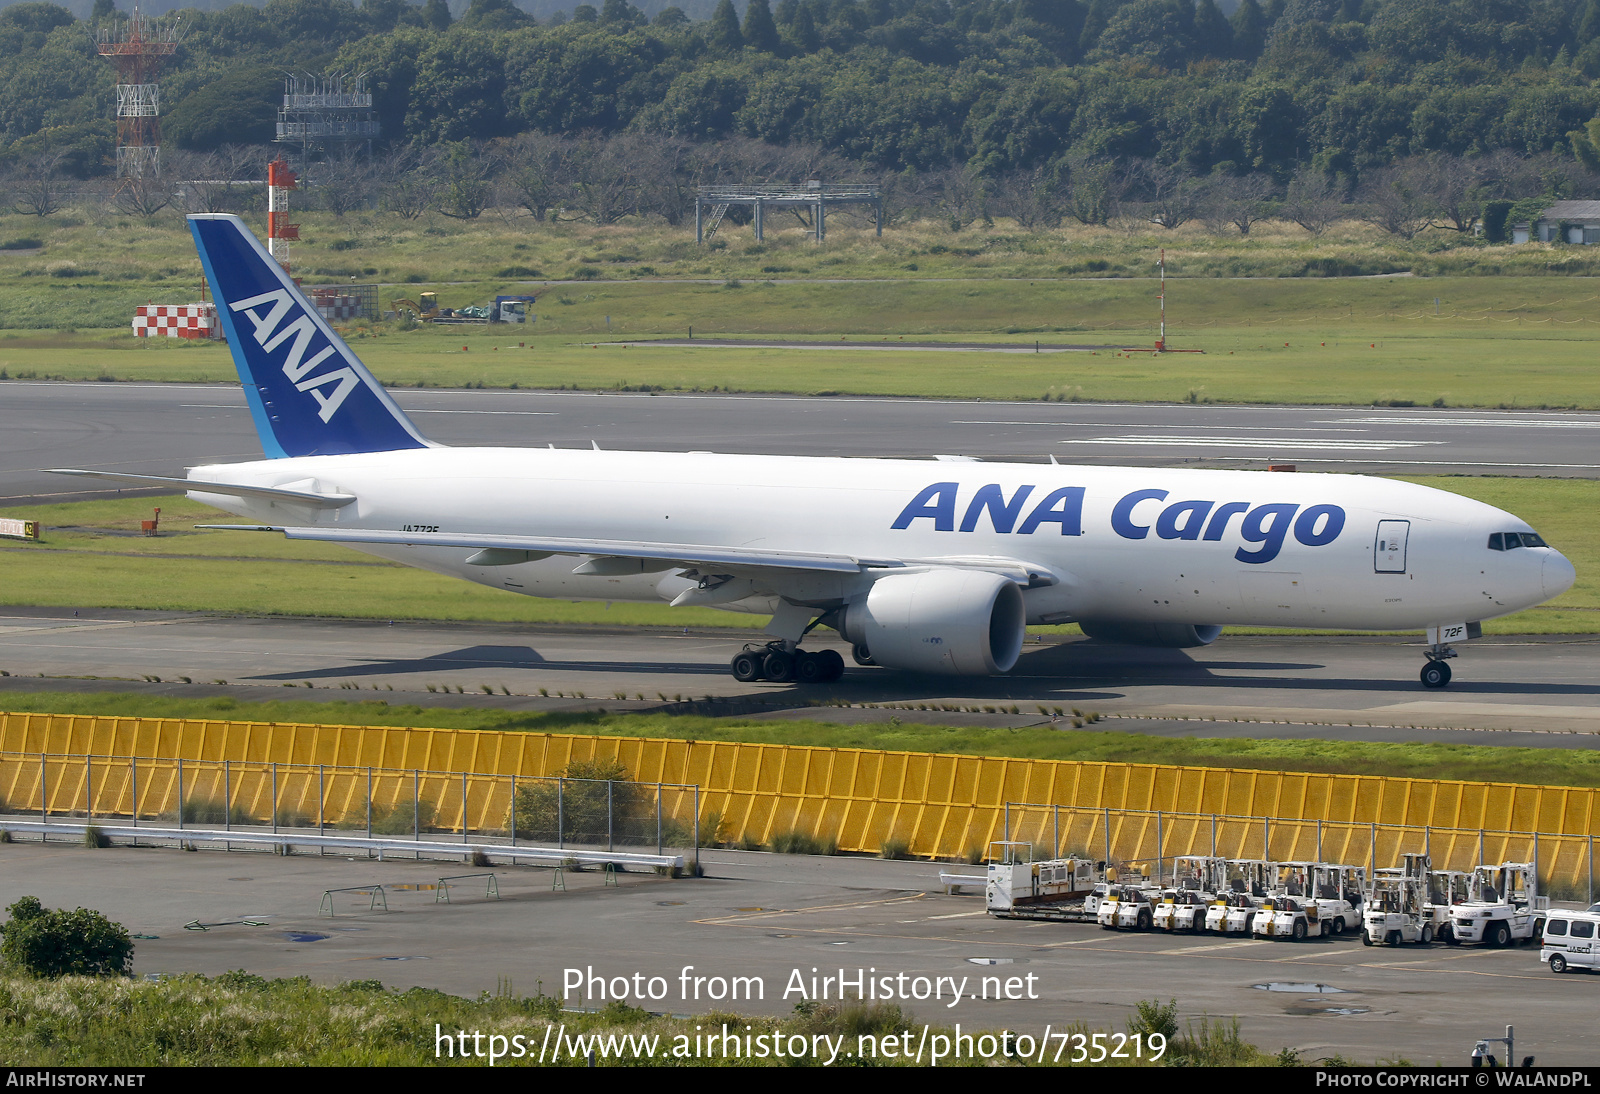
5, 381, 1600, 503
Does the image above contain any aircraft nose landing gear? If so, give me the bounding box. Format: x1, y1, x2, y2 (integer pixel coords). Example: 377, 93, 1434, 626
730, 642, 844, 684
1419, 641, 1457, 689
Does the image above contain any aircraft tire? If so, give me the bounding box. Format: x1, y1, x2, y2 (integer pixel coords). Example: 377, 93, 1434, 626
851, 643, 876, 667
1420, 660, 1452, 688
764, 650, 795, 683
795, 653, 825, 684
730, 652, 763, 682
815, 649, 846, 682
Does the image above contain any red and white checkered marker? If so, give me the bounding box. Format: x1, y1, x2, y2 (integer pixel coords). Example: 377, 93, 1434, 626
132, 302, 221, 340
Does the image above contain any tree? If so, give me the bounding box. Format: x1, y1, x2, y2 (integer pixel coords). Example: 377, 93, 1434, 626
743, 0, 782, 52
1357, 161, 1438, 239
1, 896, 134, 978
91, 0, 116, 19
1193, 0, 1234, 59
165, 66, 282, 151
377, 142, 439, 220
10, 151, 68, 217
1231, 0, 1268, 58
991, 166, 1065, 229
1280, 165, 1347, 233
1129, 158, 1202, 229
785, 0, 821, 51
421, 0, 450, 30
1202, 172, 1275, 234
1064, 152, 1127, 225
600, 0, 644, 27
708, 0, 745, 50
500, 131, 571, 222
435, 140, 497, 219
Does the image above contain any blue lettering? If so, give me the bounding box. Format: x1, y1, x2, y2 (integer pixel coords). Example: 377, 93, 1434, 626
959, 484, 1036, 534
892, 482, 958, 531
1017, 486, 1086, 536
1111, 489, 1168, 540
1235, 503, 1300, 564
1156, 500, 1214, 541
1203, 501, 1250, 541
1294, 504, 1345, 547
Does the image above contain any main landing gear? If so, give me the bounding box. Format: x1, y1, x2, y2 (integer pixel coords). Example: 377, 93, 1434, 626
1420, 642, 1457, 689
729, 642, 845, 684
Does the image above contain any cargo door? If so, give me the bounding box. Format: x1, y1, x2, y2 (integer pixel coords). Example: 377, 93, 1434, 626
1375, 520, 1409, 574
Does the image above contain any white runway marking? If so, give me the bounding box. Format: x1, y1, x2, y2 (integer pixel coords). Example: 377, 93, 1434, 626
955, 421, 1369, 432
1057, 436, 1440, 451
1329, 416, 1600, 429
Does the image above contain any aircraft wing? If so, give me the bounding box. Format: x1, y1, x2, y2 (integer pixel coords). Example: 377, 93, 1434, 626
199, 524, 1062, 586
200, 523, 898, 574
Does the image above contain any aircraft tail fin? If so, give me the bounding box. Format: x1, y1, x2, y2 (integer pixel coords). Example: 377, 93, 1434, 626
188, 213, 431, 459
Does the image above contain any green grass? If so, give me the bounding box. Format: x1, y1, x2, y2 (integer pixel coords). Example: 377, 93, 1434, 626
5, 691, 1600, 789
1, 475, 1592, 632
0, 495, 752, 629
0, 972, 954, 1067
3, 205, 1600, 408
5, 279, 1600, 408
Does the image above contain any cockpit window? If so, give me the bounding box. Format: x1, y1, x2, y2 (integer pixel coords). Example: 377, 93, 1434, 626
1488, 531, 1548, 550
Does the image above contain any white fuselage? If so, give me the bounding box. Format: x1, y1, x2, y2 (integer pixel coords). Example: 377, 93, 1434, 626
185, 447, 1570, 632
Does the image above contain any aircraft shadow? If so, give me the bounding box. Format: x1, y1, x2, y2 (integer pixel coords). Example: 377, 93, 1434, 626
245, 644, 726, 682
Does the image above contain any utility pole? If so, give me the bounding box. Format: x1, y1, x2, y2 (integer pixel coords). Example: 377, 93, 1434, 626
1156, 248, 1166, 351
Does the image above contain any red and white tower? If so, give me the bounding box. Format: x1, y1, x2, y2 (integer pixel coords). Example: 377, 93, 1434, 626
95, 7, 181, 179
267, 158, 299, 272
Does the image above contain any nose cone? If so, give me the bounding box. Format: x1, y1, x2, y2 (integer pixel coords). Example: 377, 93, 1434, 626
1544, 551, 1577, 600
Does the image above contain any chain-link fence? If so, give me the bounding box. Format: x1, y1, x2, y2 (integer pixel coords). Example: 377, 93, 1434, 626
0, 751, 702, 857
1002, 801, 1599, 902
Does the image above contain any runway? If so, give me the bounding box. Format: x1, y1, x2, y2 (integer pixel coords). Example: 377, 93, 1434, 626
5, 380, 1600, 503
2, 608, 1598, 740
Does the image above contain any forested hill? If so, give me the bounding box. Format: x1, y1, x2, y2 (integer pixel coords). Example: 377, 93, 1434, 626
7, 0, 1600, 182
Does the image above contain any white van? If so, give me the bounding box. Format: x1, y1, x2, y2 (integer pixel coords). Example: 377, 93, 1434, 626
1540, 911, 1600, 973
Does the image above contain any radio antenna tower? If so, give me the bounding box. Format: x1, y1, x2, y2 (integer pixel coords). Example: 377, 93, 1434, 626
95, 6, 182, 180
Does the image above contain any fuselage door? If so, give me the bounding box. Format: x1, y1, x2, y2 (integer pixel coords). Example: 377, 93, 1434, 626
1375, 520, 1410, 574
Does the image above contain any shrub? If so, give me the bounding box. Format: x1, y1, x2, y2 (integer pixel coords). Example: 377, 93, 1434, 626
179, 796, 249, 826
83, 825, 110, 848
1, 896, 134, 977
510, 759, 650, 844
769, 829, 838, 856
1127, 997, 1179, 1042
497, 265, 541, 277
879, 837, 913, 860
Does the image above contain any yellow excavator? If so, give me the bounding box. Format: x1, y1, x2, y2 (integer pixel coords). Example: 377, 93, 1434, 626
390, 291, 440, 321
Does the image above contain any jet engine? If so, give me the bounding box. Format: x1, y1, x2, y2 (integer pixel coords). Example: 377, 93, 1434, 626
1078, 620, 1223, 648
839, 568, 1025, 675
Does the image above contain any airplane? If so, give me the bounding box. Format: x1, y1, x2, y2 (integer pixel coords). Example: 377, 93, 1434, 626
50, 214, 1576, 690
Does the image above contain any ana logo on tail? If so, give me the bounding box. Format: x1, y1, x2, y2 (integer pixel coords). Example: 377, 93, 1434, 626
230, 288, 360, 423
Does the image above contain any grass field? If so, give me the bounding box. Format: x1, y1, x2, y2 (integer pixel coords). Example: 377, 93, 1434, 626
0, 476, 1592, 632
2, 206, 1598, 407
5, 689, 1600, 789
5, 276, 1599, 408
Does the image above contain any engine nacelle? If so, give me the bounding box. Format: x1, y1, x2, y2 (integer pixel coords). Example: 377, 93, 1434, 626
1078, 620, 1223, 648
840, 569, 1026, 675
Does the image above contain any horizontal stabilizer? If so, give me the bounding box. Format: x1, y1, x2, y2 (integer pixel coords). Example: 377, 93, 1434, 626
46, 469, 356, 508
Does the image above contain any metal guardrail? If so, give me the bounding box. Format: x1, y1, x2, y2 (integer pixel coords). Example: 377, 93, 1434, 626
0, 818, 685, 870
